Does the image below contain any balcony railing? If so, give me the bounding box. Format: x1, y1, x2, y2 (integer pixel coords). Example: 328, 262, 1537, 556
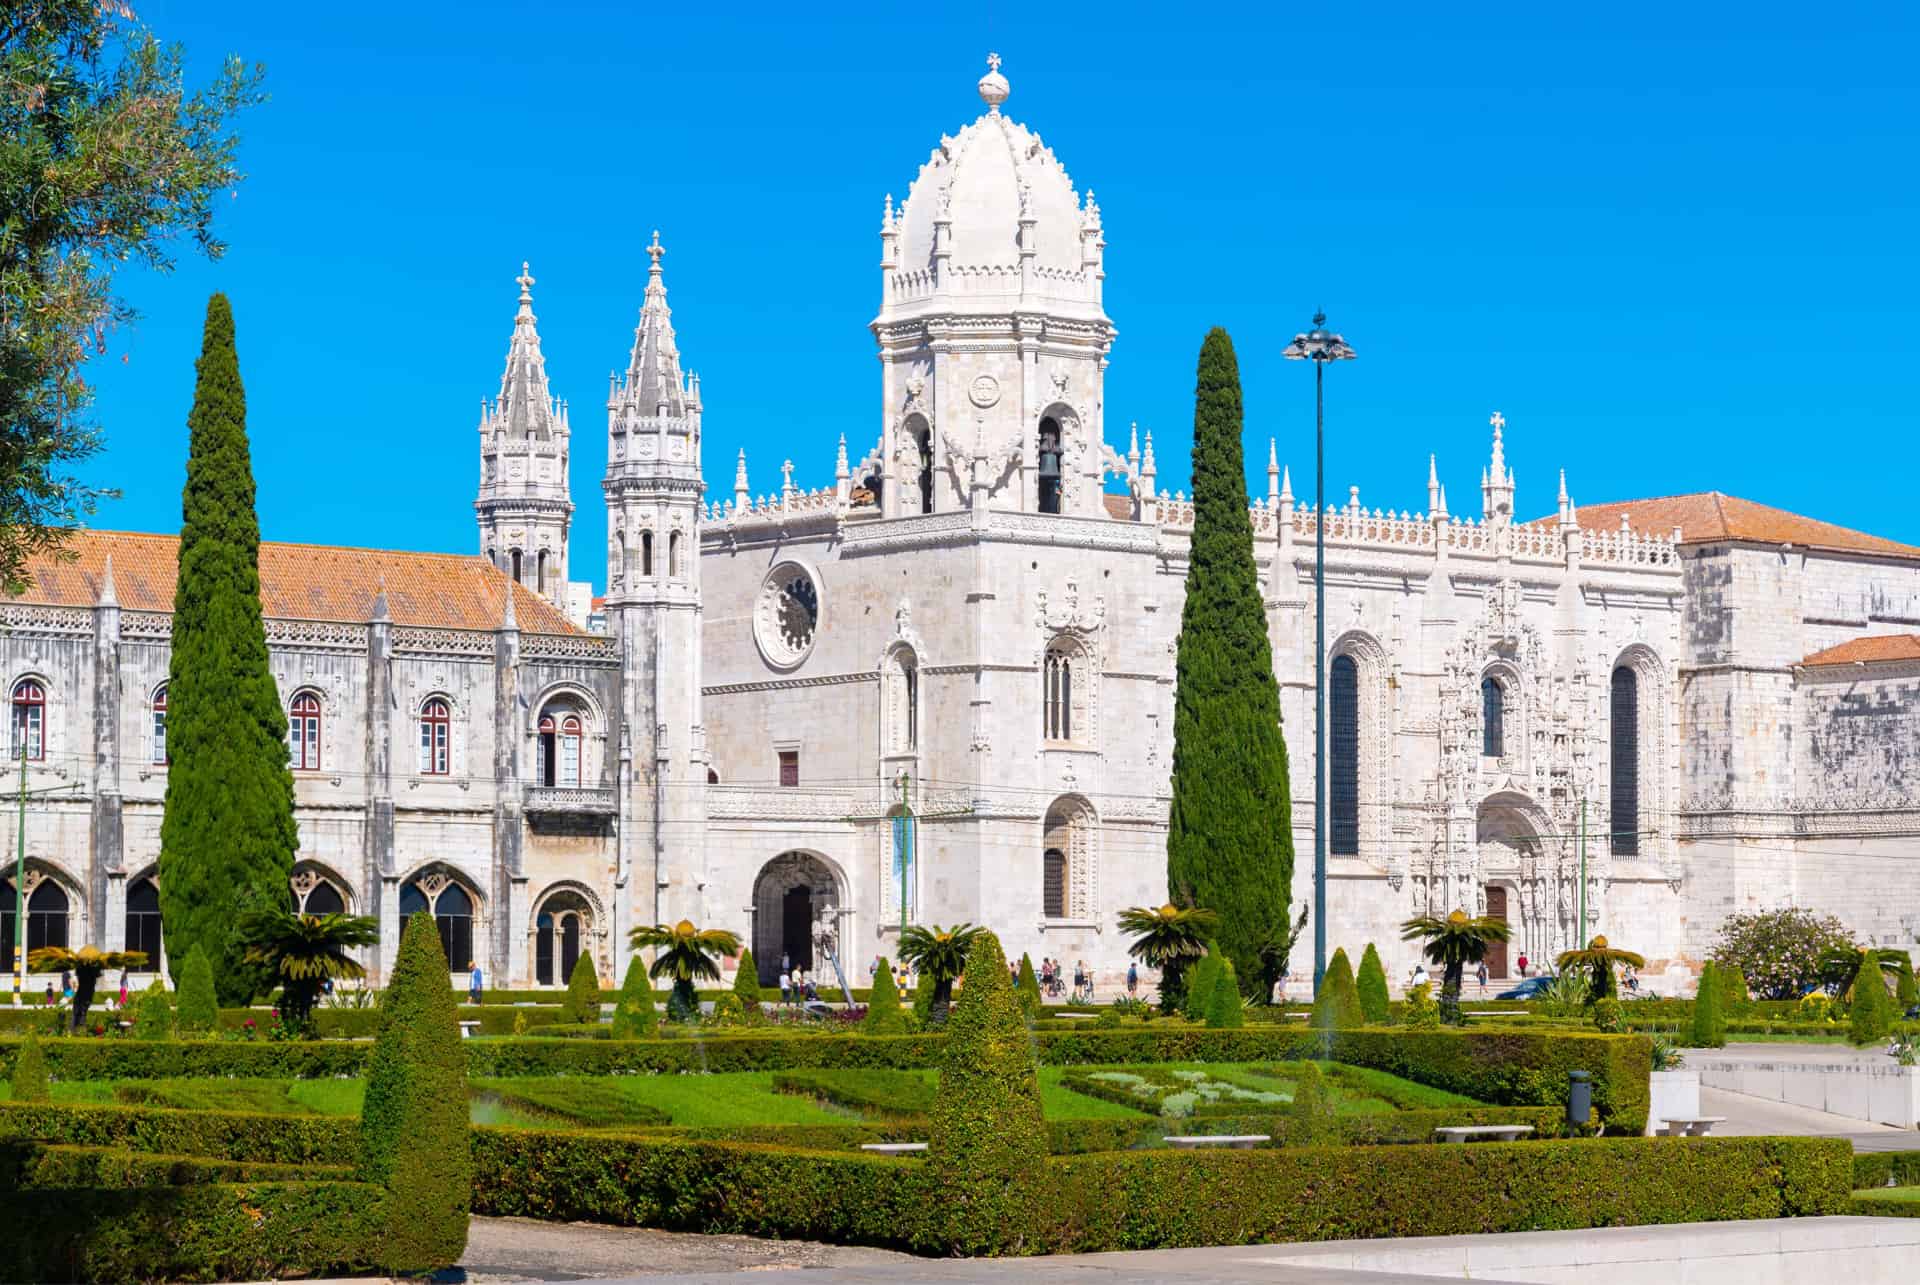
525, 785, 618, 815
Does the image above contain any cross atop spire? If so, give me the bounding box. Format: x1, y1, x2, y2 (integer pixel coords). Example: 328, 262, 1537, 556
646, 230, 664, 273
1490, 410, 1506, 433
987, 51, 1001, 73
516, 261, 535, 306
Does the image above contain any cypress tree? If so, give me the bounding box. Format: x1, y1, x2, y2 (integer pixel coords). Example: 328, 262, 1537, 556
1689, 961, 1726, 1048
1355, 943, 1390, 1024
1851, 963, 1893, 1046
361, 910, 469, 1273
1166, 329, 1293, 995
609, 956, 658, 1039
1016, 952, 1042, 1020
158, 295, 298, 1007
910, 966, 936, 1029
1288, 1059, 1334, 1145
1312, 947, 1363, 1031
1182, 953, 1222, 1023
731, 948, 763, 1014
862, 956, 906, 1035
927, 930, 1044, 1254
1895, 954, 1918, 1010
174, 945, 218, 1035
10, 1033, 49, 1102
1205, 958, 1244, 1028
561, 950, 601, 1024
1717, 962, 1751, 1015
133, 981, 174, 1041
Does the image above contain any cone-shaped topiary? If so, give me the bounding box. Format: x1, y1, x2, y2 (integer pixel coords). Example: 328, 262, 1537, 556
1181, 953, 1222, 1023
911, 966, 936, 1029
1016, 953, 1042, 1020
1355, 943, 1390, 1025
1312, 947, 1364, 1031
560, 950, 601, 1024
360, 910, 469, 1274
1689, 960, 1726, 1048
158, 295, 299, 1007
731, 948, 762, 1017
1289, 1059, 1334, 1144
10, 1033, 49, 1102
1205, 958, 1244, 1028
610, 956, 658, 1040
174, 945, 218, 1035
1718, 963, 1751, 1015
133, 981, 174, 1041
1166, 328, 1294, 998
1851, 961, 1893, 1046
1896, 954, 1918, 1010
927, 930, 1044, 1255
862, 956, 906, 1034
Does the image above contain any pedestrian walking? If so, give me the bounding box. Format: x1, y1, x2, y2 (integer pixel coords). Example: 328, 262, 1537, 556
117, 969, 128, 1009
1516, 952, 1530, 978
469, 961, 483, 1005
1127, 962, 1138, 997
60, 969, 72, 1001
1476, 961, 1488, 994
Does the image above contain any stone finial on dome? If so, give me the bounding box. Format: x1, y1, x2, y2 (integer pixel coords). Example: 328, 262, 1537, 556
978, 51, 1010, 114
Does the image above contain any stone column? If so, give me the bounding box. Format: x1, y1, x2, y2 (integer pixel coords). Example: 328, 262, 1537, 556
90, 569, 124, 949
363, 597, 394, 980
491, 594, 522, 985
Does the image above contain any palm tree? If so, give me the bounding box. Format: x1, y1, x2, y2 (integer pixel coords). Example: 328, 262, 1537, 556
1556, 935, 1647, 1005
1117, 903, 1219, 1013
1817, 945, 1908, 1002
896, 922, 982, 1017
629, 920, 743, 1020
1400, 910, 1512, 1021
235, 907, 380, 1028
28, 945, 147, 1032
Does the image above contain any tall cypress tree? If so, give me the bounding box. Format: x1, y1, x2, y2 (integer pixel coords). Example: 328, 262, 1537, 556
158, 295, 298, 1006
1167, 328, 1294, 996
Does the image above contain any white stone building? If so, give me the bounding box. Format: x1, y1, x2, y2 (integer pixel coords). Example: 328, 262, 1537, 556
5, 56, 1920, 994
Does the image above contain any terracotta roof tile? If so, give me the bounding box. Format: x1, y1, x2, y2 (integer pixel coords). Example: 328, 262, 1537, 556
13, 530, 581, 634
1547, 492, 1920, 562
1801, 635, 1920, 668
1102, 493, 1134, 520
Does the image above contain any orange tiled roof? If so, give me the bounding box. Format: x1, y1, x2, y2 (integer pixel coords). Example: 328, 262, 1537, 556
13, 530, 581, 634
1801, 635, 1920, 668
1553, 492, 1920, 562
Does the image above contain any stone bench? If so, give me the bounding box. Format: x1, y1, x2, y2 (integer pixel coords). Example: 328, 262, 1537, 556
1657, 1116, 1726, 1137
858, 1142, 928, 1155
1164, 1134, 1270, 1150
458, 1020, 481, 1039
1433, 1125, 1535, 1144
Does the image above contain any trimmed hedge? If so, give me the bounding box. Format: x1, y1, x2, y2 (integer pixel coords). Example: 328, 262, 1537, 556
1848, 1189, 1920, 1217
0, 1181, 386, 1283
1853, 1150, 1920, 1190
0, 1101, 357, 1166
7, 1141, 347, 1188
469, 1128, 1848, 1255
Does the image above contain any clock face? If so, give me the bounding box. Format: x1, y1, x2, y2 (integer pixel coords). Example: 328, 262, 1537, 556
968, 374, 1001, 409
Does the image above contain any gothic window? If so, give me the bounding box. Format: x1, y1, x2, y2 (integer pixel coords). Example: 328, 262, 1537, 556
288, 691, 322, 770
1329, 655, 1360, 855
10, 679, 44, 762
778, 749, 799, 787
419, 698, 451, 775
1037, 417, 1063, 515
641, 531, 655, 578
535, 913, 554, 985
1043, 640, 1080, 742
1480, 676, 1505, 758
125, 877, 161, 969
537, 550, 549, 595
1042, 848, 1067, 918
884, 648, 919, 754
26, 880, 68, 956
903, 417, 933, 515
1610, 666, 1640, 856
400, 880, 475, 971
150, 685, 168, 766
510, 549, 523, 584
669, 531, 683, 580
537, 709, 584, 787
707, 767, 720, 784
299, 879, 345, 915
754, 564, 822, 668
616, 532, 628, 585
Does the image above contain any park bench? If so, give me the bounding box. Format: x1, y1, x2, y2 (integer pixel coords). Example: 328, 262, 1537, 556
1432, 1125, 1534, 1144
458, 1020, 481, 1039
1656, 1116, 1725, 1137
858, 1142, 928, 1155
1164, 1134, 1270, 1150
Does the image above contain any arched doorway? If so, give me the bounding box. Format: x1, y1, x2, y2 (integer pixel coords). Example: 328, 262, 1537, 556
532, 887, 596, 986
751, 852, 842, 986
1476, 794, 1554, 967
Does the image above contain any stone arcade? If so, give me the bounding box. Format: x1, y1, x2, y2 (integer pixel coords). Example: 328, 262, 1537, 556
8, 57, 1920, 992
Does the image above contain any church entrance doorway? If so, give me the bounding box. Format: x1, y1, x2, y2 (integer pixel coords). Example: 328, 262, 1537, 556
750, 852, 843, 987
1484, 885, 1509, 979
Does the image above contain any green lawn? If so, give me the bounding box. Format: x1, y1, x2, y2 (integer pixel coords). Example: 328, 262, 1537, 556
1853, 1186, 1920, 1204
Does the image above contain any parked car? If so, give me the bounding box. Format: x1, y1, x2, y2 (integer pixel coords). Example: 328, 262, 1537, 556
1495, 976, 1557, 1000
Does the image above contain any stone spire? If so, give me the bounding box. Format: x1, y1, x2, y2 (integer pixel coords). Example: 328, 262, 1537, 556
620, 232, 690, 419
1480, 411, 1515, 525
1557, 468, 1571, 527
1427, 454, 1441, 517
734, 448, 750, 512
96, 552, 116, 608
978, 51, 1009, 114
487, 262, 566, 442
1267, 439, 1280, 508
476, 261, 573, 606
1140, 429, 1158, 495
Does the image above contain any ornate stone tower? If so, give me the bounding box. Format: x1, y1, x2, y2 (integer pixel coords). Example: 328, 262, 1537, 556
870, 54, 1118, 518
604, 233, 708, 935
476, 263, 573, 607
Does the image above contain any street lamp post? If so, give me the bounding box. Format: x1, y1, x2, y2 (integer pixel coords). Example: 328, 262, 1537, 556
1282, 312, 1355, 992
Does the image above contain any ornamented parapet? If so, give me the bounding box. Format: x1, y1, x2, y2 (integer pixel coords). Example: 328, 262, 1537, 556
264, 618, 367, 651
706, 782, 975, 822
520, 632, 619, 664
392, 626, 494, 658
525, 785, 618, 815
0, 603, 92, 636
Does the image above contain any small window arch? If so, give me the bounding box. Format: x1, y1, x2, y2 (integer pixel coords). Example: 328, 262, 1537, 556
11, 679, 45, 762
885, 648, 919, 754
289, 690, 322, 770
1043, 641, 1078, 742
1480, 675, 1505, 758
1041, 796, 1095, 920
669, 530, 683, 579
399, 876, 477, 971
419, 698, 451, 775
641, 531, 655, 578
616, 531, 629, 585
902, 416, 934, 515
510, 549, 523, 584
150, 684, 169, 766
1037, 417, 1063, 515
125, 876, 162, 969
537, 549, 549, 595
537, 707, 585, 787
1610, 666, 1640, 856
301, 880, 345, 915
1042, 848, 1067, 918
1329, 654, 1359, 855
27, 879, 68, 955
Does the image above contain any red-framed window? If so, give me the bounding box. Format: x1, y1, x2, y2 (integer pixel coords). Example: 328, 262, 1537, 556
289, 691, 322, 770
419, 698, 451, 775
11, 680, 45, 762
778, 749, 799, 788
538, 712, 584, 787
151, 685, 169, 766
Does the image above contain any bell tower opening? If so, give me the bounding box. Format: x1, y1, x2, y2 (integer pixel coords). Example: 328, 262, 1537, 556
1037, 417, 1063, 514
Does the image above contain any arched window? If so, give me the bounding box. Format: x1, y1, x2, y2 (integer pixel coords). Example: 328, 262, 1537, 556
616, 532, 629, 585
537, 549, 548, 595
289, 691, 322, 770
560, 913, 582, 981
537, 709, 584, 787
1329, 655, 1359, 855
151, 685, 168, 766
510, 549, 523, 584
27, 880, 67, 955
669, 531, 683, 579
125, 877, 162, 968
1037, 417, 1063, 515
535, 912, 555, 984
419, 698, 451, 775
1480, 676, 1505, 758
301, 881, 345, 915
641, 531, 655, 578
1042, 848, 1067, 918
903, 417, 934, 515
1043, 643, 1075, 742
1610, 666, 1640, 856
401, 878, 476, 971
11, 679, 45, 762
884, 649, 919, 754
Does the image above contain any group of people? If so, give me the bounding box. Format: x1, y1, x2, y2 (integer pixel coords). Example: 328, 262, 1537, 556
866, 956, 913, 997
1028, 957, 1099, 1004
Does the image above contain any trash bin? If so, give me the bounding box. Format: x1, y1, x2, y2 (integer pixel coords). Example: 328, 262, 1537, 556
1567, 1069, 1591, 1127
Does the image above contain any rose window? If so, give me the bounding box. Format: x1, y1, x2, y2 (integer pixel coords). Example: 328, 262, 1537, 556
755, 564, 821, 667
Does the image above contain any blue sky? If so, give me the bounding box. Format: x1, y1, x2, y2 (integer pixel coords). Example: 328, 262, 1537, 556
86, 3, 1920, 585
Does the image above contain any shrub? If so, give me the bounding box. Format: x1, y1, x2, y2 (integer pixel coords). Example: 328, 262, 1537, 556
1711, 907, 1855, 1000
359, 910, 469, 1274
732, 949, 763, 1016
1016, 954, 1042, 1021
928, 930, 1045, 1254
0, 1101, 355, 1166
11, 1034, 50, 1102
708, 993, 747, 1027
910, 967, 936, 1029
1404, 982, 1441, 1029
1850, 965, 1892, 1046
610, 957, 660, 1040
1181, 954, 1221, 1023
560, 951, 602, 1025
175, 946, 219, 1035
1205, 960, 1244, 1029
1689, 961, 1726, 1048
862, 958, 906, 1036
132, 982, 174, 1041
1289, 1059, 1334, 1144
512, 1010, 528, 1036
1590, 998, 1623, 1033
1717, 963, 1751, 1015
1312, 948, 1363, 1031
1897, 954, 1919, 1009
1798, 991, 1830, 1021
1355, 943, 1390, 1024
